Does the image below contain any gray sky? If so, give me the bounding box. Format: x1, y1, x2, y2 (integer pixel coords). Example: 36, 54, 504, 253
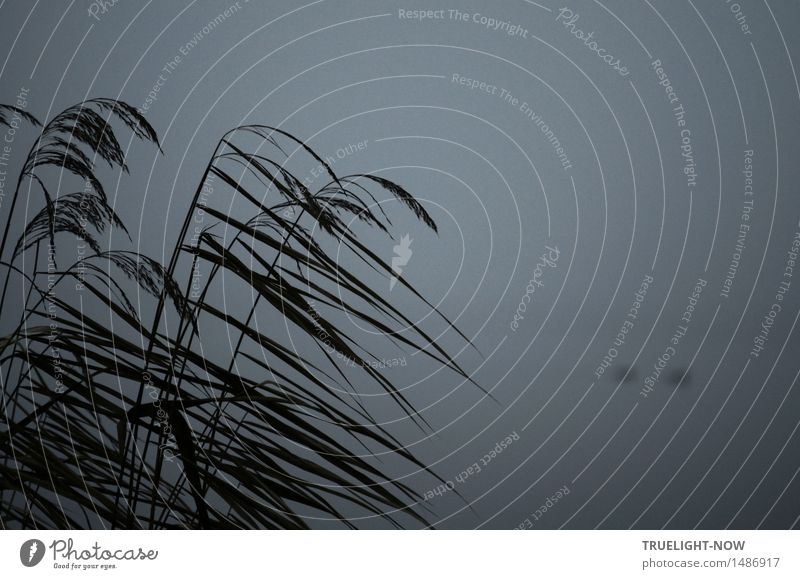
2, 0, 800, 529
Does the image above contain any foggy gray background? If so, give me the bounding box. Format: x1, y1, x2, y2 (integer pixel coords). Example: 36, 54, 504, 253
2, 0, 800, 529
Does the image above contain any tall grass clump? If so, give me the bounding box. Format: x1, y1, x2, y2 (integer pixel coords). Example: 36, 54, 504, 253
0, 99, 475, 529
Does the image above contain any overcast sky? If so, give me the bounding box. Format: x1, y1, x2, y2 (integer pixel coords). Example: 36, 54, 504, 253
2, 0, 800, 529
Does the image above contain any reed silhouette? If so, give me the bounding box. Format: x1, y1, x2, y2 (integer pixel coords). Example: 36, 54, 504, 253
0, 99, 474, 529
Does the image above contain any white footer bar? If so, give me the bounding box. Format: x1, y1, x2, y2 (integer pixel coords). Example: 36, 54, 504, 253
2, 530, 798, 578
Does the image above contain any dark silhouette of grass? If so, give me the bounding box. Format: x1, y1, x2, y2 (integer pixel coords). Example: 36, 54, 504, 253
0, 99, 474, 529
